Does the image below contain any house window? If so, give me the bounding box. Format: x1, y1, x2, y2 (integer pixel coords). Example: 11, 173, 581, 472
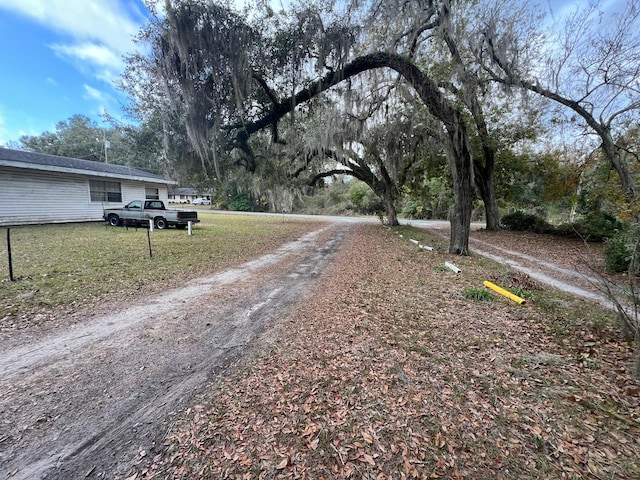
90, 180, 122, 202
145, 187, 159, 200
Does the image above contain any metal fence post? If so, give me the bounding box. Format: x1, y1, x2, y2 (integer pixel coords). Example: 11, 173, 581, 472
7, 228, 15, 282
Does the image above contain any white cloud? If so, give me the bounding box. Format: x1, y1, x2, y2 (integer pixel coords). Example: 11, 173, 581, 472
0, 0, 143, 50
0, 0, 145, 84
546, 0, 625, 23
52, 42, 126, 83
82, 84, 124, 120
83, 84, 110, 102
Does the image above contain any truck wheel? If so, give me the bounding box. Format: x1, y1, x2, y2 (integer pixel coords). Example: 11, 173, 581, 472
154, 217, 168, 229
107, 214, 120, 227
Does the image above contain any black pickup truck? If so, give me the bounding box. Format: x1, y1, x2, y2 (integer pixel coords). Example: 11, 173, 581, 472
103, 200, 200, 229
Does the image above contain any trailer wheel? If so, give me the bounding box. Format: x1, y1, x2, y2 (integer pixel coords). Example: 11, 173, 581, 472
154, 217, 168, 229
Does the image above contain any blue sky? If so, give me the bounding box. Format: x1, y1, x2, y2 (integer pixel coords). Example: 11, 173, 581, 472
0, 0, 615, 147
0, 0, 154, 145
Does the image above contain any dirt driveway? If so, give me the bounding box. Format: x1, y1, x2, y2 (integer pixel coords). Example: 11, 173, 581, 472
0, 223, 349, 479
0, 219, 622, 479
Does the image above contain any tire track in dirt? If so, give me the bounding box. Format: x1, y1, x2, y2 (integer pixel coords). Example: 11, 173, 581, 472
469, 236, 615, 306
0, 223, 350, 480
420, 225, 617, 309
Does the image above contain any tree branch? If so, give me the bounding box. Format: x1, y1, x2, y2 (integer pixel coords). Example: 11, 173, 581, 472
223, 51, 460, 138
308, 168, 358, 186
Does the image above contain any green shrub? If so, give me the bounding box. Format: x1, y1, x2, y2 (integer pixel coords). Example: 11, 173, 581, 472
349, 182, 368, 207
501, 210, 623, 241
555, 212, 623, 241
228, 193, 252, 211
348, 184, 383, 215
575, 212, 622, 241
604, 224, 639, 273
402, 201, 431, 219
328, 187, 346, 205
501, 211, 551, 232
605, 233, 630, 272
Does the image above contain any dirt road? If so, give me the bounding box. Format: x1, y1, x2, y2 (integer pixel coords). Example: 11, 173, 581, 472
0, 223, 348, 479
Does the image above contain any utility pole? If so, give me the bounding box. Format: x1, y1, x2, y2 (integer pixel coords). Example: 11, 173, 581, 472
103, 130, 110, 164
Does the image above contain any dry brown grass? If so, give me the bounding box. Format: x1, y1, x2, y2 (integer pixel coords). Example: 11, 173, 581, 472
138, 224, 639, 480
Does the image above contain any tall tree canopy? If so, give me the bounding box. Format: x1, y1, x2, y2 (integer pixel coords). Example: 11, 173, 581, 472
20, 115, 106, 162
478, 0, 640, 208
126, 0, 478, 253
120, 0, 640, 253
18, 113, 169, 176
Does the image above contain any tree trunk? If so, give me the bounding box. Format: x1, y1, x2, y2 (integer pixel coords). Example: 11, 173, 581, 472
474, 159, 500, 230
600, 132, 636, 203
368, 53, 473, 254
467, 94, 500, 231
381, 188, 399, 226
442, 24, 500, 232
447, 126, 473, 255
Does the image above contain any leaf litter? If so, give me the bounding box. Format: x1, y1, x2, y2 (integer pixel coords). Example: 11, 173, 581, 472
135, 224, 639, 479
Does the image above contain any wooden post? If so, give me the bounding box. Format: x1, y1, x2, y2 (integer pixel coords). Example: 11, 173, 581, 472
146, 226, 153, 259
7, 228, 14, 282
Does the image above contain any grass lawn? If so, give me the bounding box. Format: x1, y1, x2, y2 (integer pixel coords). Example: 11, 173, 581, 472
0, 213, 324, 331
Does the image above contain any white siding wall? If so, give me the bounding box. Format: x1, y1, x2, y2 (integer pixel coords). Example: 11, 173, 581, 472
121, 182, 169, 205
121, 182, 146, 204
0, 167, 169, 226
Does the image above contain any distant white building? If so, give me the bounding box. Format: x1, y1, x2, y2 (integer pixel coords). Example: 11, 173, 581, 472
168, 187, 198, 204
0, 147, 176, 226
168, 187, 212, 204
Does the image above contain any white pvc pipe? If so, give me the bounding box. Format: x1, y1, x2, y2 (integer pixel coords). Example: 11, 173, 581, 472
188, 221, 192, 236
419, 244, 434, 251
410, 239, 419, 245
444, 261, 461, 273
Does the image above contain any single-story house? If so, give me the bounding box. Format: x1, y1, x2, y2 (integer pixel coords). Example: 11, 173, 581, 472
168, 187, 198, 204
168, 187, 212, 204
0, 147, 176, 226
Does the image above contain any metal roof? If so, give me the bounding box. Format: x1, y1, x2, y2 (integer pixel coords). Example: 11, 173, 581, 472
169, 187, 199, 195
0, 147, 176, 184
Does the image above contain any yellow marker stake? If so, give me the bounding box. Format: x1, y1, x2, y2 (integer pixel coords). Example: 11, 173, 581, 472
483, 280, 526, 305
